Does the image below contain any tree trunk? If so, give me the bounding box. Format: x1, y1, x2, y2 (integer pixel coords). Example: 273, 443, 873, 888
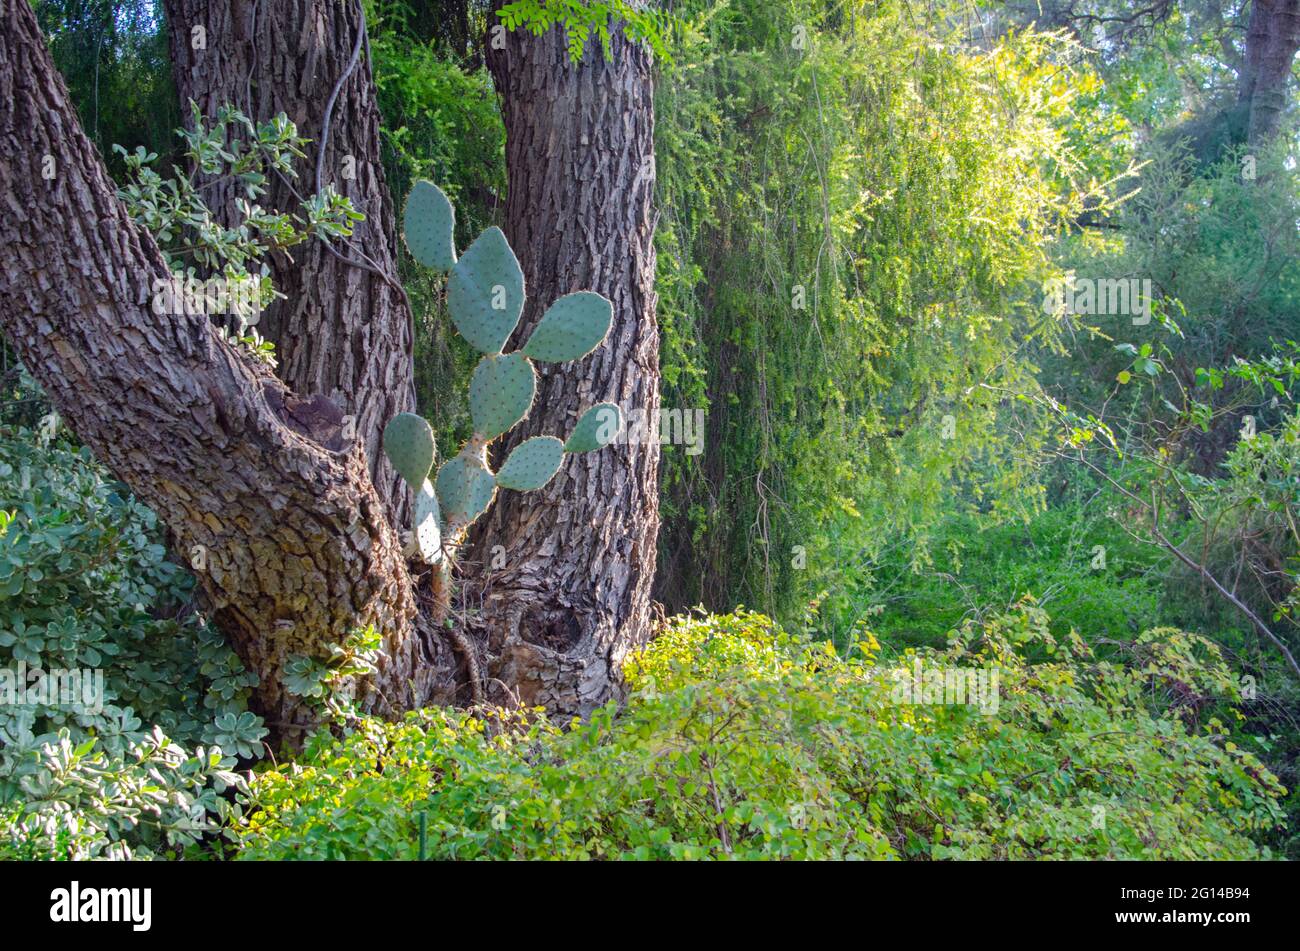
1239, 0, 1300, 145
476, 16, 661, 714
0, 0, 453, 741
163, 0, 416, 522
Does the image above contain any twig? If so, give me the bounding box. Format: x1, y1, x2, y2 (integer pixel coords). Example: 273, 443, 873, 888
316, 0, 367, 200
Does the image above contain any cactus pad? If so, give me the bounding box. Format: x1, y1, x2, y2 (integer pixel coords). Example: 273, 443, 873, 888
564, 402, 623, 453
469, 352, 536, 440
382, 412, 436, 489
435, 456, 497, 527
403, 180, 456, 272
413, 478, 442, 563
522, 291, 614, 363
446, 227, 525, 354
495, 436, 565, 491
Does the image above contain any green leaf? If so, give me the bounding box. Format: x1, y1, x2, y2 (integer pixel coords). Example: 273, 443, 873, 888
382, 413, 437, 489
413, 479, 442, 563
435, 457, 497, 526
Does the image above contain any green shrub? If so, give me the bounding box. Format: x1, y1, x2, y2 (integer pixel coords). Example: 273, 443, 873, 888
0, 423, 262, 859
845, 495, 1166, 651
233, 606, 1283, 860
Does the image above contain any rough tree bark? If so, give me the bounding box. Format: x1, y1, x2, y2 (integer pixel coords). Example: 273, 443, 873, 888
0, 0, 454, 739
2, 0, 661, 733
476, 17, 661, 715
1239, 0, 1300, 145
163, 0, 416, 521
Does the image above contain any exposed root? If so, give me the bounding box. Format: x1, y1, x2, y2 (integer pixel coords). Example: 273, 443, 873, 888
443, 622, 485, 706
431, 560, 484, 705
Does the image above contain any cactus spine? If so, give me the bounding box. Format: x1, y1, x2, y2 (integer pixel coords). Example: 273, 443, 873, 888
383, 182, 623, 621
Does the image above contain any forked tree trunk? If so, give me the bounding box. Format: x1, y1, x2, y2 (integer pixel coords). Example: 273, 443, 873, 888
0, 0, 453, 740
163, 0, 416, 522
2, 0, 660, 734
476, 16, 661, 714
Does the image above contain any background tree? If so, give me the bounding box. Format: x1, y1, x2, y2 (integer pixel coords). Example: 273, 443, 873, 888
651, 1, 1100, 626
994, 0, 1300, 150
32, 0, 180, 165
471, 2, 661, 714
1238, 0, 1300, 144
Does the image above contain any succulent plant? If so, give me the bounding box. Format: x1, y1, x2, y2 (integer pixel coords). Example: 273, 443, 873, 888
382, 413, 441, 563
383, 182, 623, 611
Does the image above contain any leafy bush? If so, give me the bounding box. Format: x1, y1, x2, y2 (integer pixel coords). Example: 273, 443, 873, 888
839, 494, 1165, 649
0, 423, 262, 859
233, 607, 1283, 860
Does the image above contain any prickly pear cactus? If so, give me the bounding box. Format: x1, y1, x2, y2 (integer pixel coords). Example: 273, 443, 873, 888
447, 227, 525, 354
521, 292, 613, 362
403, 180, 457, 271
469, 352, 535, 439
383, 182, 623, 610
564, 403, 622, 453
382, 413, 441, 563
382, 412, 437, 489
495, 436, 565, 491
